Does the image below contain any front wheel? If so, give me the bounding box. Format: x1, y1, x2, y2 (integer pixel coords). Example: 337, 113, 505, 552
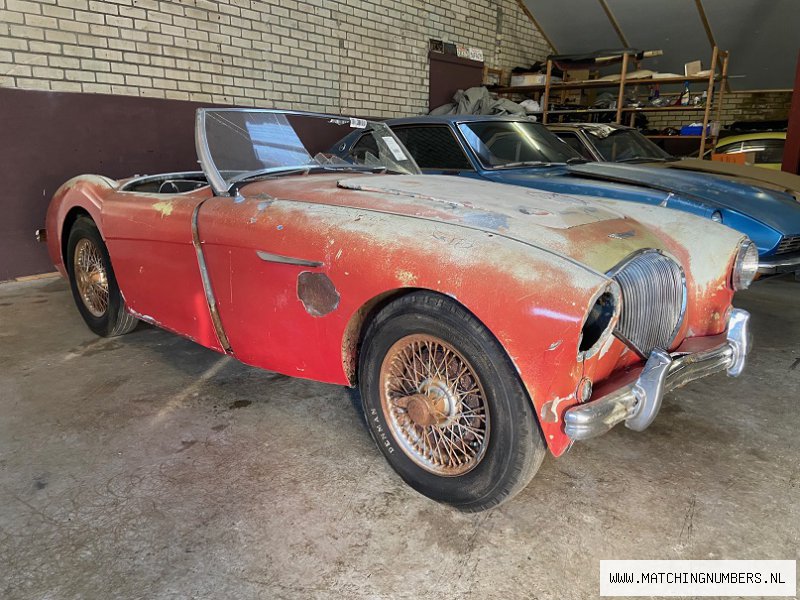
358, 291, 546, 511
66, 216, 138, 337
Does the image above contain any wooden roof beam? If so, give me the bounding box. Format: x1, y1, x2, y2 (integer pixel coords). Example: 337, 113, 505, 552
514, 0, 558, 54
597, 0, 630, 48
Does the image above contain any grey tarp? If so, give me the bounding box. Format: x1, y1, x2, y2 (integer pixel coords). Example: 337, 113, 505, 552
429, 86, 527, 117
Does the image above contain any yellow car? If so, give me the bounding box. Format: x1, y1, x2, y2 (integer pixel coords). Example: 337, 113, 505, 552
712, 132, 786, 170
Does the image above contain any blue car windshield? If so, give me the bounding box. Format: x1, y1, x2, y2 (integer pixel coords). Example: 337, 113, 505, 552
458, 120, 582, 169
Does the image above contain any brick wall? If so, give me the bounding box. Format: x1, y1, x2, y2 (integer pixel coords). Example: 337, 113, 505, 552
0, 0, 549, 116
644, 91, 792, 131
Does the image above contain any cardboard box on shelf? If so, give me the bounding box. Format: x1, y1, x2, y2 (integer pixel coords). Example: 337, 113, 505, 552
563, 68, 590, 83
510, 73, 560, 87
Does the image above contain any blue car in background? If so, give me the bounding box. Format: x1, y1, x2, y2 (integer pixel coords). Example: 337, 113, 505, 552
334, 115, 800, 277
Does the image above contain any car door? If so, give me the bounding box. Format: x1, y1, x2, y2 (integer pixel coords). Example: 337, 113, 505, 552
194, 189, 351, 382
101, 185, 224, 351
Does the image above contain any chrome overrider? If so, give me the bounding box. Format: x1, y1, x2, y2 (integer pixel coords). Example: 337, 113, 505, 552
564, 309, 751, 441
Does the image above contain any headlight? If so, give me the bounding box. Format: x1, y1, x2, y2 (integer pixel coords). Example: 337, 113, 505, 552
711, 210, 723, 223
732, 240, 759, 290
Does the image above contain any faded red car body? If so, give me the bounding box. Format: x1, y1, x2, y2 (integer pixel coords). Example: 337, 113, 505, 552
45, 168, 744, 457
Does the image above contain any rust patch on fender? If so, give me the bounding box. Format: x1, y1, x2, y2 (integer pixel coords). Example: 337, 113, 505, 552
297, 272, 340, 317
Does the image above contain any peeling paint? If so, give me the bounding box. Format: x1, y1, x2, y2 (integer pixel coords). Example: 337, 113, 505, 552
153, 201, 174, 218
598, 332, 617, 359
297, 272, 340, 317
396, 270, 417, 286
540, 394, 574, 423
547, 340, 562, 351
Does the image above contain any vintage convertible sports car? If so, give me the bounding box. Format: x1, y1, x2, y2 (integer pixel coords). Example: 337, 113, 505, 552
43, 109, 755, 511
341, 115, 800, 278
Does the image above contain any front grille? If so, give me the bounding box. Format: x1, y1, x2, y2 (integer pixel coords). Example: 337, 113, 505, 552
612, 251, 686, 357
776, 235, 800, 255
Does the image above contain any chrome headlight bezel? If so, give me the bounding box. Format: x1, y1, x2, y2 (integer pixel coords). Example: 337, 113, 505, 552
732, 239, 759, 291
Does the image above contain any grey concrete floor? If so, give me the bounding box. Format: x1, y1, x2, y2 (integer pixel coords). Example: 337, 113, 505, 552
0, 276, 798, 600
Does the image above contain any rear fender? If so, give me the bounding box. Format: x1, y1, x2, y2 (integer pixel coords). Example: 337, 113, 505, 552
46, 175, 118, 276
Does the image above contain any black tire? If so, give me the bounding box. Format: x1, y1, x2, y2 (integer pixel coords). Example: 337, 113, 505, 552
66, 216, 138, 337
358, 291, 546, 511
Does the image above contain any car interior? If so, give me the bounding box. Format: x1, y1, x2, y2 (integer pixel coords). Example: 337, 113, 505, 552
120, 172, 210, 194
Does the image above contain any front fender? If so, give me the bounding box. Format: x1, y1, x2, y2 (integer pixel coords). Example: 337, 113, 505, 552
197, 197, 611, 457
592, 198, 742, 339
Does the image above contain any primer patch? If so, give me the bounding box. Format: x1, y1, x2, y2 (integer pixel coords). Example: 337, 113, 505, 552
153, 201, 174, 218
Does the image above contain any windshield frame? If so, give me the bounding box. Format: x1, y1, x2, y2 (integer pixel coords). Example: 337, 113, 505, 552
456, 119, 583, 170
196, 108, 420, 195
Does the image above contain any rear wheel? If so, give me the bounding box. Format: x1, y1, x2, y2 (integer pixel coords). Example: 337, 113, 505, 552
67, 216, 138, 337
358, 291, 546, 511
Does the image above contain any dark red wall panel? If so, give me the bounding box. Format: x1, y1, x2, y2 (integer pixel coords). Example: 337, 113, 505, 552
428, 52, 484, 112
782, 51, 800, 175
0, 87, 222, 281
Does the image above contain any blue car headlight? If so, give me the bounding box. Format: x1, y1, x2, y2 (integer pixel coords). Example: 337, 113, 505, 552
732, 240, 759, 290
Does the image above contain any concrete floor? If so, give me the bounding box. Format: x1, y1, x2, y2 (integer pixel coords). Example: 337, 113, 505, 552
0, 276, 797, 600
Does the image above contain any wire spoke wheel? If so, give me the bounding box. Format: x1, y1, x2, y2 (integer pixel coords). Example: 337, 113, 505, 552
73, 238, 109, 318
379, 334, 490, 476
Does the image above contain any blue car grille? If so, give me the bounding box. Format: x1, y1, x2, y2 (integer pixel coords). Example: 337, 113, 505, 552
611, 251, 686, 358
775, 235, 800, 255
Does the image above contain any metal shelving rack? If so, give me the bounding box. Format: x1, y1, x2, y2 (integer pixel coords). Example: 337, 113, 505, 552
495, 47, 730, 156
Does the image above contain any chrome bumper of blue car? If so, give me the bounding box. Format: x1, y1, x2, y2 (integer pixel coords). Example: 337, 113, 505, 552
564, 309, 751, 442
758, 251, 800, 275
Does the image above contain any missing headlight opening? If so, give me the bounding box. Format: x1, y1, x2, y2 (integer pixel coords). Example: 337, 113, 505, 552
579, 291, 617, 354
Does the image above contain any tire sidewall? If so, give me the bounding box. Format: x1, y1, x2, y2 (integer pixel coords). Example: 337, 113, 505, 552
359, 298, 534, 508
66, 218, 125, 337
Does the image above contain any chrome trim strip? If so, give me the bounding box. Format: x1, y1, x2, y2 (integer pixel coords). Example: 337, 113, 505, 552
191, 200, 232, 353
256, 251, 323, 268
564, 308, 751, 441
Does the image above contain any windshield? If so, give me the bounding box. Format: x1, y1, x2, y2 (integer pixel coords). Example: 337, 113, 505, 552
197, 109, 420, 194
458, 120, 582, 169
591, 129, 672, 162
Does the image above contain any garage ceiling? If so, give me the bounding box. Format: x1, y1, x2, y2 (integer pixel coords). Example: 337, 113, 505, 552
522, 0, 798, 90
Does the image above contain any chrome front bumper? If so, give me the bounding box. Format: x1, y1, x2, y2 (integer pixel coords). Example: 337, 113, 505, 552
758, 251, 800, 275
564, 309, 751, 441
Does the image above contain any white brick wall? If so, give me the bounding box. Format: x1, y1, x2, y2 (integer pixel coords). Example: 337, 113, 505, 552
0, 0, 550, 116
